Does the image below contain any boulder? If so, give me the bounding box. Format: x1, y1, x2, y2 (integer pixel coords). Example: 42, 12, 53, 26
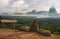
19, 26, 30, 31
37, 29, 51, 36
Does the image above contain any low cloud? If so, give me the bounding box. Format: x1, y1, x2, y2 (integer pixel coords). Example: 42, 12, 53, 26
0, 0, 60, 13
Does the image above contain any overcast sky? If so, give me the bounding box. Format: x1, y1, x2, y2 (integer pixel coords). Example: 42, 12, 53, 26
0, 0, 60, 13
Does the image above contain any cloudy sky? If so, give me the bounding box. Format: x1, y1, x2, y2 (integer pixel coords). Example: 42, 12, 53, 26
0, 0, 60, 13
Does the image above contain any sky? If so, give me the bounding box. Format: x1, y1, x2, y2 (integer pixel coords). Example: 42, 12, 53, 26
0, 0, 60, 13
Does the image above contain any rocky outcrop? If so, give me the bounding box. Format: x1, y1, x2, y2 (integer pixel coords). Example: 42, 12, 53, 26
19, 20, 39, 32
30, 20, 39, 32
37, 29, 51, 36
19, 26, 30, 31
19, 20, 51, 36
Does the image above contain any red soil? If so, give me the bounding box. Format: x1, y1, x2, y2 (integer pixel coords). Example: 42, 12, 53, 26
0, 29, 60, 39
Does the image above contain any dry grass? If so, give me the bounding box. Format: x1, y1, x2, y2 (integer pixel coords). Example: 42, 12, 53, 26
0, 29, 60, 39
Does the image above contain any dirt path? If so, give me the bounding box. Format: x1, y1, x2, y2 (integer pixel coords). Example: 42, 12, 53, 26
0, 29, 60, 39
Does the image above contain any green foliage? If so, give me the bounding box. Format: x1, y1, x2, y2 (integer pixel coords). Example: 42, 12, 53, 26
54, 32, 60, 35
0, 16, 60, 35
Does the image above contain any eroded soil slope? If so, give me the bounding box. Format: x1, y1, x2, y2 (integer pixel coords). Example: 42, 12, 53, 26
0, 29, 60, 39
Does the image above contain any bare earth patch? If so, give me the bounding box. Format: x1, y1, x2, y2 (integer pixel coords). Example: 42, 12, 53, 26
0, 29, 60, 39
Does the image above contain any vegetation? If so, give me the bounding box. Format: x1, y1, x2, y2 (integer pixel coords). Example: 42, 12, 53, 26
0, 16, 60, 35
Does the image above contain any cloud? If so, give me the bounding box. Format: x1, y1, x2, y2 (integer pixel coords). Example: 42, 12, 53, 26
0, 0, 29, 13
0, 0, 60, 13
0, 0, 9, 8
8, 0, 18, 5
9, 0, 29, 13
25, 0, 50, 10
10, 0, 29, 9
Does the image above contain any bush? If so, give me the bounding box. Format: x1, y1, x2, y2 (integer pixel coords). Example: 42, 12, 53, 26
54, 32, 60, 35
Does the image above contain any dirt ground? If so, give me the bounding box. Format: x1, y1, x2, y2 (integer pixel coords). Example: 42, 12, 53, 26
0, 29, 60, 39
